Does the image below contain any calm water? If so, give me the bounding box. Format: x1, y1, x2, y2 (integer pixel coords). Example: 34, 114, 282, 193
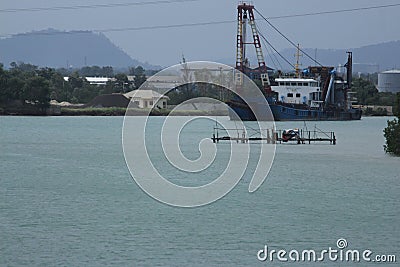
0, 116, 399, 266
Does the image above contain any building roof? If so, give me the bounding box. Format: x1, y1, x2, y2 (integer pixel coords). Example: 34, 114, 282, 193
147, 75, 182, 83
86, 94, 130, 108
63, 76, 114, 85
381, 70, 400, 74
124, 89, 169, 100
275, 78, 318, 82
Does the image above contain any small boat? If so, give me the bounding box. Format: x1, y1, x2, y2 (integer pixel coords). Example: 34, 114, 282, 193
281, 129, 300, 142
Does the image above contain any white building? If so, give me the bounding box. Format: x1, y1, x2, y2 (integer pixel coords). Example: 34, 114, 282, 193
63, 76, 114, 85
124, 89, 169, 109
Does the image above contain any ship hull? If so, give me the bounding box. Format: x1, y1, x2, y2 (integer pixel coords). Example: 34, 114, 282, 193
228, 101, 362, 121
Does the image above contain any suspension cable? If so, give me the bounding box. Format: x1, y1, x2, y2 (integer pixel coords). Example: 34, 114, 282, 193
254, 8, 323, 67
258, 27, 283, 71
257, 23, 281, 71
257, 27, 295, 70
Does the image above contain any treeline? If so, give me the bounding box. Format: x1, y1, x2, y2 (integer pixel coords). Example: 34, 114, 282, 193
352, 75, 394, 106
0, 63, 53, 111
168, 83, 232, 105
0, 62, 150, 111
56, 65, 158, 77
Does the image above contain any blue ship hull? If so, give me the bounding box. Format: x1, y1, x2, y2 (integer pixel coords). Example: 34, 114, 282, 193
228, 101, 362, 121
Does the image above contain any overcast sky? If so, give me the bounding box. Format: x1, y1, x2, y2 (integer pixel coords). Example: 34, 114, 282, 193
1, 0, 399, 66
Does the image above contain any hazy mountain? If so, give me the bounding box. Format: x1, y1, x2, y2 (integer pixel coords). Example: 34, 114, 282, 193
1, 28, 398, 73
0, 29, 160, 69
277, 41, 400, 73
217, 40, 400, 73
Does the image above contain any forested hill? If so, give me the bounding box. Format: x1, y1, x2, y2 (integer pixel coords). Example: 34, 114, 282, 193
0, 29, 158, 69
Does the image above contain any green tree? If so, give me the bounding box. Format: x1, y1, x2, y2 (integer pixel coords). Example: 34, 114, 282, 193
0, 64, 26, 105
384, 117, 400, 156
130, 66, 146, 89
114, 73, 129, 93
394, 92, 400, 117
10, 62, 38, 74
48, 72, 71, 102
68, 72, 85, 89
384, 93, 400, 156
0, 64, 10, 104
78, 66, 113, 77
7, 76, 25, 102
23, 76, 50, 110
72, 84, 100, 103
351, 77, 396, 106
102, 66, 114, 77
352, 77, 378, 104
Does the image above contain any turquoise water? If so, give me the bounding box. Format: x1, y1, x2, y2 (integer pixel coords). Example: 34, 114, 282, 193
0, 116, 399, 266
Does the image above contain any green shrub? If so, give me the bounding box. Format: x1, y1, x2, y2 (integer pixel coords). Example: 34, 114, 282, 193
384, 117, 400, 156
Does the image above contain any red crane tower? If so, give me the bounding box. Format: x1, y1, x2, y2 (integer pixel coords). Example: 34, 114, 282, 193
235, 2, 271, 94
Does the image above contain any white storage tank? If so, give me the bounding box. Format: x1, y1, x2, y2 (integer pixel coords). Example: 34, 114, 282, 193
378, 70, 400, 93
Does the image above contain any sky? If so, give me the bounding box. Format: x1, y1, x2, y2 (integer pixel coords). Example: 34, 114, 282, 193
1, 0, 399, 67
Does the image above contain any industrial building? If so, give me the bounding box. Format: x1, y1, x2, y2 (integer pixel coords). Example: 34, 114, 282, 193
378, 70, 400, 93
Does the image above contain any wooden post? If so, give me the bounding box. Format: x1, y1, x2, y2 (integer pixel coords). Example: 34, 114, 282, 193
271, 128, 275, 144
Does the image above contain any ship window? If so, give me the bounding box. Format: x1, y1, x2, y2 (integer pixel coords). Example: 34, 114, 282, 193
291, 82, 296, 86
296, 93, 301, 97
303, 83, 309, 86
287, 93, 293, 97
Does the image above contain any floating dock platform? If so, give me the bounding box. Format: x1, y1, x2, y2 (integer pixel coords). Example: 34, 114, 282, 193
211, 127, 336, 145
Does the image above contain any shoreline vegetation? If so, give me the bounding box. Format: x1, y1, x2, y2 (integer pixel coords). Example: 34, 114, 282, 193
61, 107, 229, 116
0, 106, 394, 117
0, 106, 229, 116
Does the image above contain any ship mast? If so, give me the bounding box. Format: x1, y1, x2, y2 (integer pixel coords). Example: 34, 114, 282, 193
294, 44, 303, 78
